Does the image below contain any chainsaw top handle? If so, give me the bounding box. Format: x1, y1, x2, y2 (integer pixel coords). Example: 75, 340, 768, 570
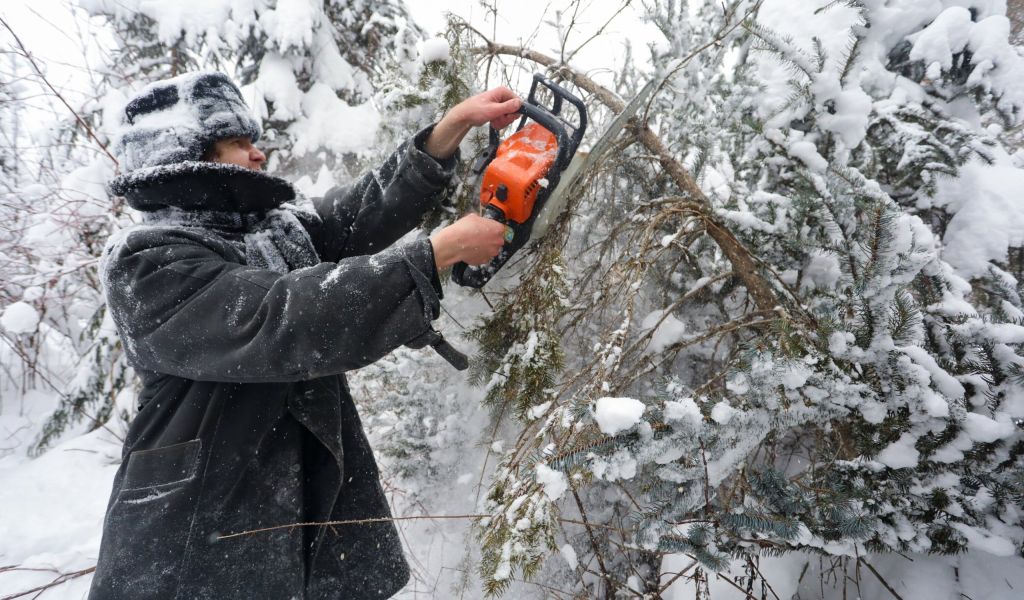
484, 74, 587, 172
522, 73, 587, 154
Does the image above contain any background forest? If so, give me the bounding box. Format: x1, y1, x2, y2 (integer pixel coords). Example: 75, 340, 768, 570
2, 0, 1024, 598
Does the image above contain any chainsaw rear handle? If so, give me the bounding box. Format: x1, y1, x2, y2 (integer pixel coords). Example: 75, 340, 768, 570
450, 205, 507, 288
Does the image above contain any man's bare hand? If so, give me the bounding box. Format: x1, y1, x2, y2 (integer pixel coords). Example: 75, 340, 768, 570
430, 214, 507, 269
423, 87, 523, 159
451, 86, 521, 130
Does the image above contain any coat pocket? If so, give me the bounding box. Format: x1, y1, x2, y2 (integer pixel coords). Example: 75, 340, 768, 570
121, 438, 202, 493
93, 439, 204, 599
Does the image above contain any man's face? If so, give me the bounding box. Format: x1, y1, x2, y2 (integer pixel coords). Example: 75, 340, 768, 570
208, 136, 266, 170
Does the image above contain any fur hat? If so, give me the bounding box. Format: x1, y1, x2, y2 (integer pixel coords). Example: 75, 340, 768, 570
115, 71, 261, 173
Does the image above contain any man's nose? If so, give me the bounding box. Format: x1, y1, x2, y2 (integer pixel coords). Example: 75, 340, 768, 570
251, 146, 266, 164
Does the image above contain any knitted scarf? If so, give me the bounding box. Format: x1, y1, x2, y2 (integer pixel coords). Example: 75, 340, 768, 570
141, 204, 321, 273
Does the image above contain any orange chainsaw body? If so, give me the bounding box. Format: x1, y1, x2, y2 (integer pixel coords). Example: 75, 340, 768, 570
479, 123, 558, 224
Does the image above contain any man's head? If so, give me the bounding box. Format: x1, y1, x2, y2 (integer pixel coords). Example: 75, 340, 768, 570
115, 72, 262, 173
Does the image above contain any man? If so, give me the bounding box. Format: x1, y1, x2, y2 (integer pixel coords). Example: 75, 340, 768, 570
89, 71, 517, 599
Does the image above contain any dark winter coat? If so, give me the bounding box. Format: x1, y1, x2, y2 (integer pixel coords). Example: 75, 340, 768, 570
88, 127, 455, 600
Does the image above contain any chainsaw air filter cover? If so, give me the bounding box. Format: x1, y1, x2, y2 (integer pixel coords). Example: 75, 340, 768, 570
479, 123, 557, 224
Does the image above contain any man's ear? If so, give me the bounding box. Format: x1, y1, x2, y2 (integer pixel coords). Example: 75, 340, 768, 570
201, 140, 220, 162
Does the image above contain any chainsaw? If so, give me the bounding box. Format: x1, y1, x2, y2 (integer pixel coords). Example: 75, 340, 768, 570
451, 71, 664, 288
452, 73, 588, 288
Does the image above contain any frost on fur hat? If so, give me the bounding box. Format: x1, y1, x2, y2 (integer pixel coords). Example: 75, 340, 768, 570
115, 71, 261, 172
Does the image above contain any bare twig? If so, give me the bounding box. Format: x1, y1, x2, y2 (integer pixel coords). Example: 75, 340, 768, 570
0, 566, 96, 600
216, 513, 490, 541
570, 488, 616, 596
657, 558, 699, 594
715, 571, 763, 600
0, 17, 118, 166
859, 557, 906, 600
563, 0, 634, 66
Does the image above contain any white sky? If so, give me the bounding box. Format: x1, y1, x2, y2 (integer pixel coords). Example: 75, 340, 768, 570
0, 0, 660, 148
1, 1, 110, 93
2, 0, 659, 92
1, 0, 113, 144
408, 0, 661, 85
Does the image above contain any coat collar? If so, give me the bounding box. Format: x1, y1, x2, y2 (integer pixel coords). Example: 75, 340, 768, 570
108, 161, 296, 213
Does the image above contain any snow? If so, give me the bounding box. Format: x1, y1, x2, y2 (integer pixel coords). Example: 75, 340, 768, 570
559, 543, 577, 568
664, 397, 702, 425
801, 251, 841, 291
905, 7, 1024, 117
260, 0, 320, 51
725, 373, 749, 395
936, 155, 1024, 278
962, 412, 1014, 444
535, 464, 568, 501
816, 87, 873, 150
419, 37, 450, 63
788, 140, 828, 172
710, 400, 737, 424
593, 397, 646, 435
591, 448, 638, 481
899, 344, 963, 408
951, 523, 1017, 557
289, 83, 380, 157
908, 7, 973, 73
21, 287, 44, 302
665, 550, 1024, 600
256, 54, 305, 121
311, 28, 357, 92
640, 309, 686, 354
526, 400, 551, 420
79, 0, 239, 47
0, 426, 120, 598
780, 365, 810, 390
293, 164, 337, 199
492, 540, 512, 581
5, 0, 1024, 597
1, 302, 40, 334
876, 432, 920, 469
